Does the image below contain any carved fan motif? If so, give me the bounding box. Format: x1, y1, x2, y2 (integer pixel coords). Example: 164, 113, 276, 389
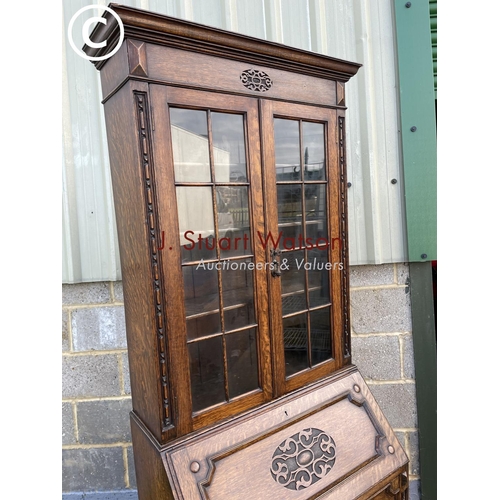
270, 428, 336, 490
240, 69, 273, 92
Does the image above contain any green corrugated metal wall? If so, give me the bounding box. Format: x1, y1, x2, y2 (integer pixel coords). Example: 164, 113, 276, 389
393, 0, 437, 262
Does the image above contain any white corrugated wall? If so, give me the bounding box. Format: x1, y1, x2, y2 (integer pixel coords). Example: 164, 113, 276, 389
62, 0, 406, 283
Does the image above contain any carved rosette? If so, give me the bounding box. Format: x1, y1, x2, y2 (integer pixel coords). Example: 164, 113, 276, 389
240, 69, 273, 92
270, 428, 336, 490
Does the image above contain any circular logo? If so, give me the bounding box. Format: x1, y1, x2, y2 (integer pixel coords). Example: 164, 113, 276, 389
67, 5, 125, 62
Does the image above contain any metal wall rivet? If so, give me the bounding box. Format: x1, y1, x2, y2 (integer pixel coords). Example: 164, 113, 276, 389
347, 182, 352, 188
405, 2, 411, 8
190, 461, 200, 473
421, 253, 427, 259
410, 126, 417, 132
388, 445, 395, 454
391, 179, 397, 184
353, 384, 360, 393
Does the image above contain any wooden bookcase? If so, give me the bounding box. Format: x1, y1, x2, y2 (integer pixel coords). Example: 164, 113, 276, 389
85, 4, 408, 499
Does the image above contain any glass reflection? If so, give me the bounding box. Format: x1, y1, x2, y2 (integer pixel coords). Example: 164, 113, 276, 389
303, 121, 325, 181
277, 184, 303, 244
216, 186, 251, 256
186, 314, 221, 342
183, 266, 221, 340
226, 328, 259, 398
212, 113, 247, 183
274, 118, 301, 181
189, 337, 225, 412
308, 249, 330, 308
223, 266, 255, 331
281, 249, 306, 315
176, 186, 216, 262
283, 314, 308, 377
310, 308, 331, 365
305, 184, 327, 242
170, 108, 211, 182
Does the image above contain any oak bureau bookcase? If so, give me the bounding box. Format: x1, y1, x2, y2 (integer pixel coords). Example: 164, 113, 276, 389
85, 4, 409, 499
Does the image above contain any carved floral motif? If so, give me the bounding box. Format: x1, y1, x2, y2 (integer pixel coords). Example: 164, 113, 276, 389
270, 428, 336, 490
240, 69, 273, 92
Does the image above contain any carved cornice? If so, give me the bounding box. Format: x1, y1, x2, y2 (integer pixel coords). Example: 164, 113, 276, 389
84, 4, 361, 81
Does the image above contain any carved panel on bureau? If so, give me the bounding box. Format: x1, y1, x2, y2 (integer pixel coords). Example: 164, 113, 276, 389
160, 367, 407, 500
270, 427, 337, 490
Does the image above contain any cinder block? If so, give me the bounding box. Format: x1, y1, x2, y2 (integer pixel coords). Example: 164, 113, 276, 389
127, 446, 136, 488
62, 447, 125, 492
77, 399, 132, 444
62, 492, 138, 499
63, 282, 111, 305
396, 263, 410, 285
62, 355, 121, 398
113, 281, 124, 302
393, 431, 406, 450
408, 430, 420, 476
351, 335, 401, 380
122, 353, 131, 395
72, 306, 127, 352
403, 334, 416, 379
368, 383, 418, 428
350, 264, 395, 287
62, 403, 76, 445
351, 288, 412, 333
63, 310, 70, 352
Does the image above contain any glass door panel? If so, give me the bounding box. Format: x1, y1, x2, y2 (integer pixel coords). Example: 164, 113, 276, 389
262, 101, 340, 395
171, 108, 211, 182
160, 88, 270, 426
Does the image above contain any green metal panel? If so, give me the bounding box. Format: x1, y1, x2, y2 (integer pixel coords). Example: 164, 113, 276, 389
408, 262, 437, 500
393, 0, 437, 262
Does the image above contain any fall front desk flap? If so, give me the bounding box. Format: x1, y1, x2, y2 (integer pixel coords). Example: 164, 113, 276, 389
153, 367, 408, 499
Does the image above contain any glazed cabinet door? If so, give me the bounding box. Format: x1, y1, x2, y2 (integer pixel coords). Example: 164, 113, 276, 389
150, 85, 272, 433
260, 100, 345, 396
148, 85, 347, 434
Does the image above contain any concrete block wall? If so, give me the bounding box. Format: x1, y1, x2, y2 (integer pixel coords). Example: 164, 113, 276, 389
62, 265, 420, 499
350, 263, 420, 499
62, 282, 137, 495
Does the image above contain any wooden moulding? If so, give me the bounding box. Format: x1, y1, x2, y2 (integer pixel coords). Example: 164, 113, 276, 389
99, 38, 341, 107
84, 3, 361, 81
131, 366, 407, 500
